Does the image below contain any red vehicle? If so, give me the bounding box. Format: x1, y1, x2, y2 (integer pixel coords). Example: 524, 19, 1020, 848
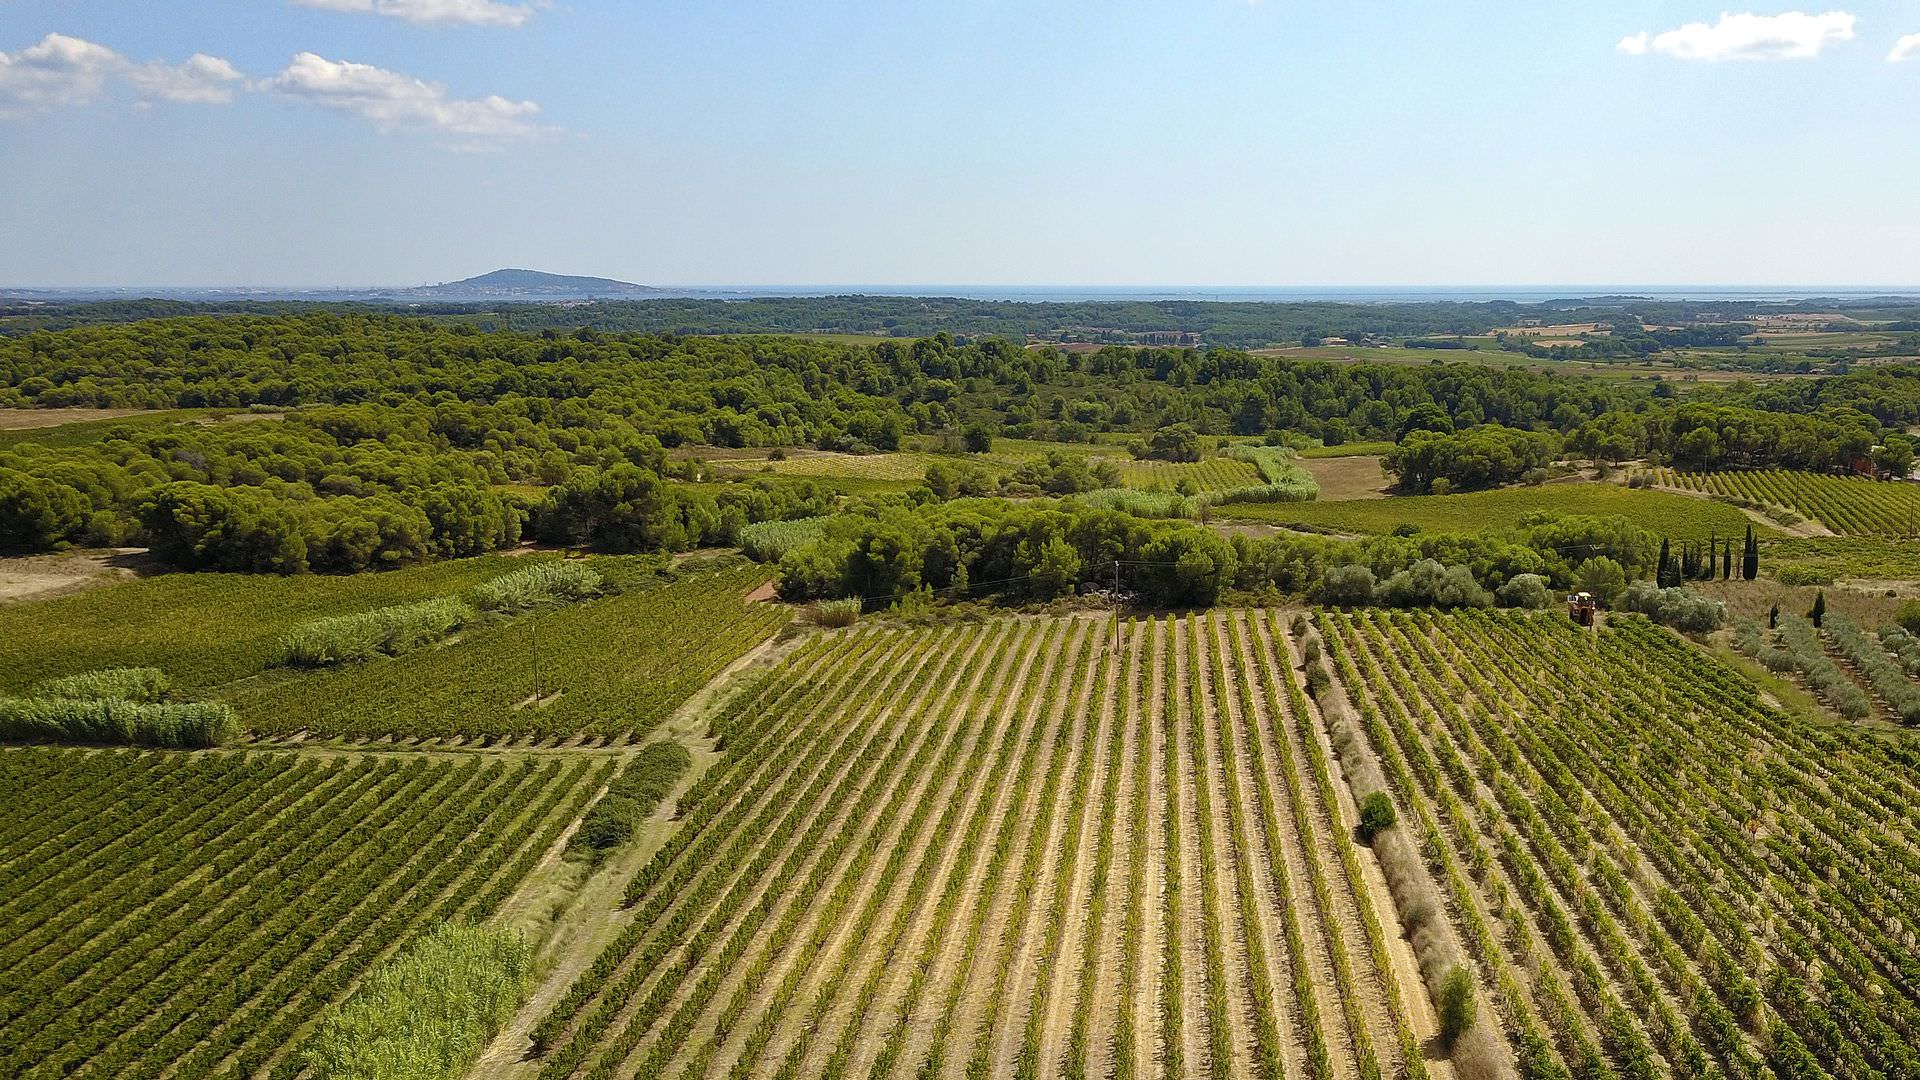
1568, 592, 1597, 627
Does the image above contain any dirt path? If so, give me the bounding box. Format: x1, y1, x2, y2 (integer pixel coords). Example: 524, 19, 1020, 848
467, 636, 790, 1079
610, 634, 953, 1074
0, 548, 148, 605
1260, 614, 1417, 1080
472, 629, 889, 1077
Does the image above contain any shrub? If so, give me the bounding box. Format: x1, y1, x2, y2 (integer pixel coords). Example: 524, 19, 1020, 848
568, 741, 694, 863
304, 923, 531, 1080
1378, 559, 1493, 610
1358, 791, 1397, 842
1316, 564, 1376, 606
1438, 965, 1478, 1048
471, 561, 603, 612
1896, 599, 1920, 636
1495, 573, 1553, 610
0, 698, 239, 748
1620, 582, 1726, 633
278, 597, 475, 667
35, 667, 169, 703
1304, 663, 1332, 698
1776, 564, 1835, 587
1575, 556, 1628, 607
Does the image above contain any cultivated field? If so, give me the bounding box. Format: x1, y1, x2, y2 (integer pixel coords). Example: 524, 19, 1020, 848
0, 747, 609, 1079
1654, 468, 1920, 537
1114, 456, 1263, 493
228, 564, 787, 743
524, 612, 1435, 1080
1216, 482, 1762, 540
1321, 608, 1920, 1078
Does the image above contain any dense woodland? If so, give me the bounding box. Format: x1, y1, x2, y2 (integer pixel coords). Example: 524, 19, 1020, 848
2, 312, 1917, 584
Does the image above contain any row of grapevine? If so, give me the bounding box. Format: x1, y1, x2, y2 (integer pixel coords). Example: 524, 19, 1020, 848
229, 565, 787, 742
1114, 457, 1264, 493
1656, 467, 1920, 536
0, 746, 606, 1078
525, 611, 1433, 1079
1322, 607, 1920, 1080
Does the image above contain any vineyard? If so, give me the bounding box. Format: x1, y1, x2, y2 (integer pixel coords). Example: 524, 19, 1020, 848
1113, 456, 1264, 493
524, 611, 1434, 1080
1654, 468, 1920, 537
1218, 482, 1761, 540
0, 746, 608, 1079
228, 564, 787, 742
1320, 607, 1920, 1080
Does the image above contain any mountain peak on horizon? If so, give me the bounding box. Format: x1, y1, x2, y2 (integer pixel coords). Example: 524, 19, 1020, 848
446, 268, 649, 291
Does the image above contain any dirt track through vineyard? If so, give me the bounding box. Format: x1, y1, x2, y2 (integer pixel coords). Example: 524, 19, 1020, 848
521, 612, 1429, 1080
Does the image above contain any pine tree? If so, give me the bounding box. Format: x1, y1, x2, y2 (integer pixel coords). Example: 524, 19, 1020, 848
1741, 525, 1759, 581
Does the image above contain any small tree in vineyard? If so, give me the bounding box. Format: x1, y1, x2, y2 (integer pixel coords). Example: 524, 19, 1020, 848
1357, 791, 1397, 842
1438, 965, 1478, 1048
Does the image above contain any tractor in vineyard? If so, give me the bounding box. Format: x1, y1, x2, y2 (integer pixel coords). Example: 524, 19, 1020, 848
1568, 591, 1597, 627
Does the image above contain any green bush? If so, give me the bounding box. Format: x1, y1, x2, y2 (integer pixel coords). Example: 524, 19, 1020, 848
35, 667, 169, 703
1438, 965, 1478, 1048
1357, 791, 1397, 842
0, 698, 239, 748
304, 923, 531, 1080
278, 597, 474, 668
568, 741, 694, 863
470, 561, 604, 612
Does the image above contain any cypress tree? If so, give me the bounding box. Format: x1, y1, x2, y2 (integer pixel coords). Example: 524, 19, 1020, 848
1811, 590, 1826, 628
1741, 525, 1759, 581
1769, 603, 1780, 630
1722, 540, 1733, 580
1657, 537, 1674, 588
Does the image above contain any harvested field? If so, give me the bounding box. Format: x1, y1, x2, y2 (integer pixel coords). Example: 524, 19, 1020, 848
520, 612, 1435, 1079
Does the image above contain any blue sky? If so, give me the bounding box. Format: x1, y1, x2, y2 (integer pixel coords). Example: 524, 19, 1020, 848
1, 1, 1917, 287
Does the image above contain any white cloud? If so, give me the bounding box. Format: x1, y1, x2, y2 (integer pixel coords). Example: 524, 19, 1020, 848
291, 0, 545, 27
0, 33, 242, 113
264, 52, 547, 148
1891, 33, 1920, 62
1616, 11, 1857, 61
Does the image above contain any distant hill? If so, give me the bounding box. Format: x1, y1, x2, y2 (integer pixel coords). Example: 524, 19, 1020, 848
395, 269, 663, 302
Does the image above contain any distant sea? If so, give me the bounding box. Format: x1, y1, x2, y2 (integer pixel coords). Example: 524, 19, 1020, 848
704, 285, 1920, 304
